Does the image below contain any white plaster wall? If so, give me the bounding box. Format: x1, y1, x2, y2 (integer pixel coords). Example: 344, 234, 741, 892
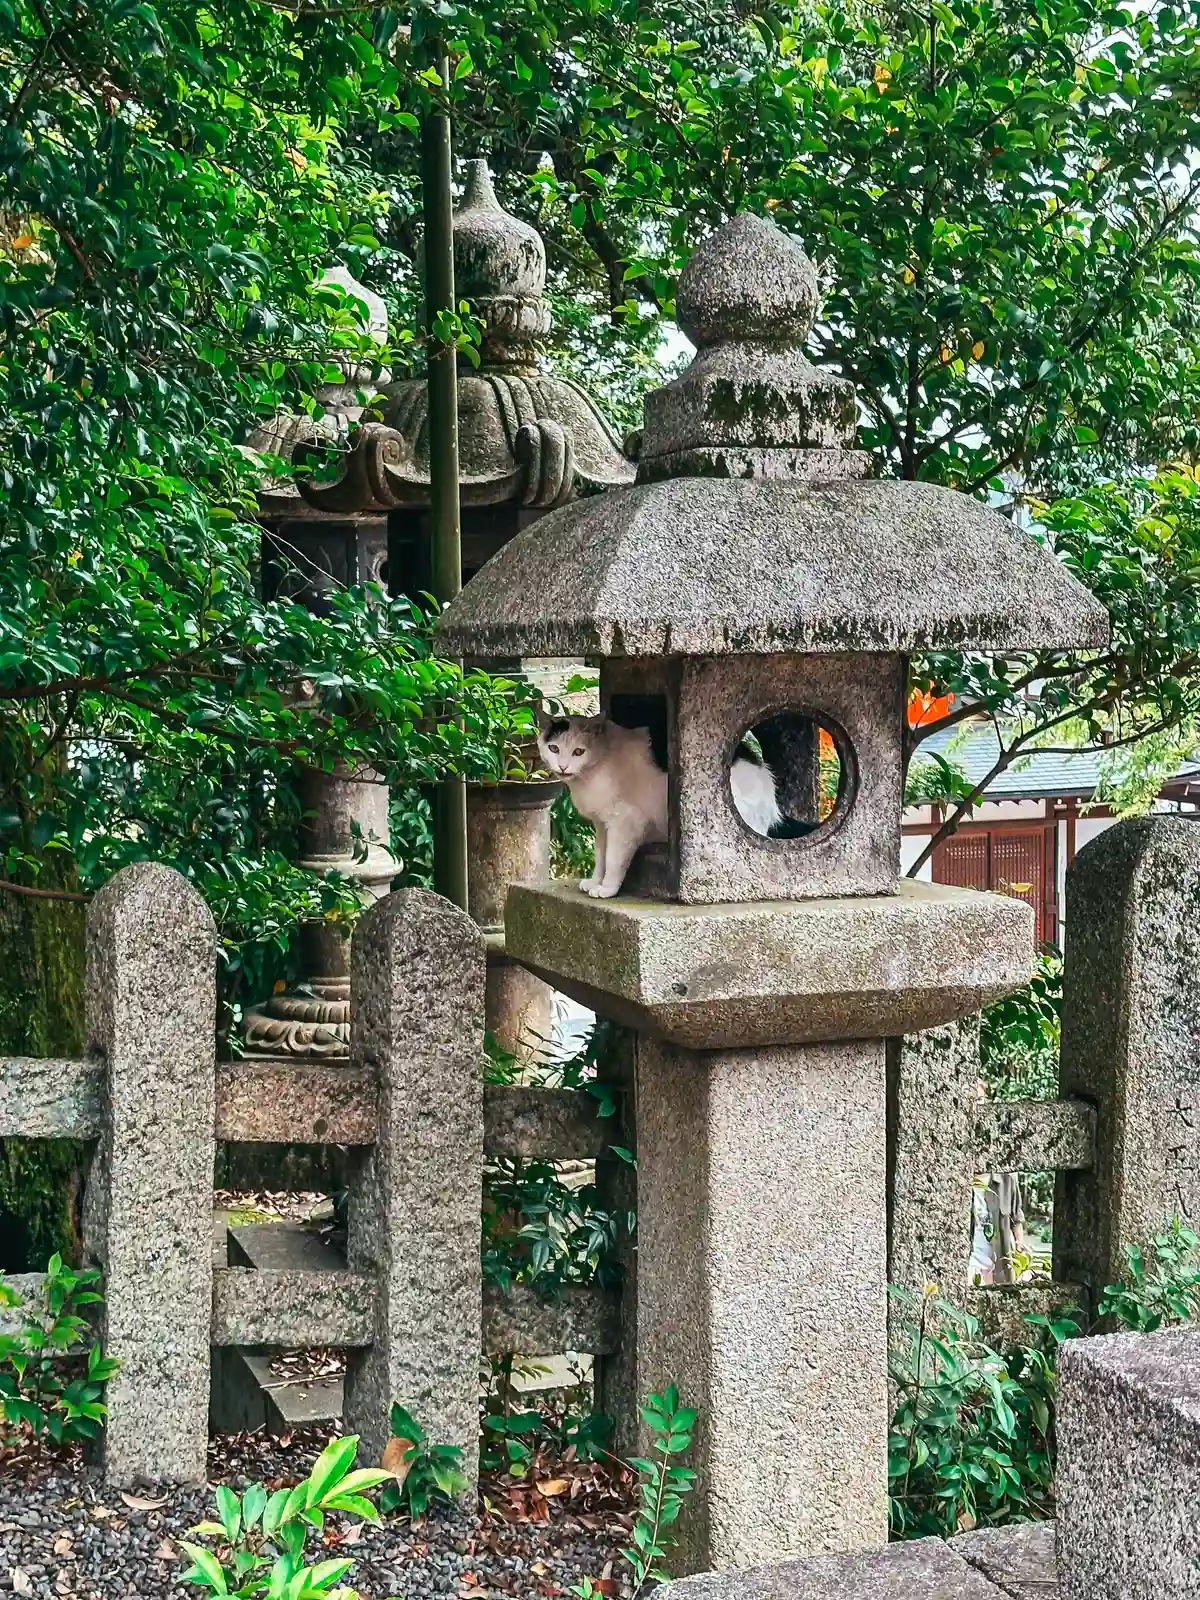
900, 833, 934, 880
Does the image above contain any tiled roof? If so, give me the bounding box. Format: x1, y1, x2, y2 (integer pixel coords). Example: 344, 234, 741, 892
911, 722, 1200, 801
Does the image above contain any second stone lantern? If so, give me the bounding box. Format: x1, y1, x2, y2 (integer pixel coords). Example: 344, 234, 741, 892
436, 215, 1108, 1572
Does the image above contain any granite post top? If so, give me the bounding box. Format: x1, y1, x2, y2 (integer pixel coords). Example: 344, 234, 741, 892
1059, 1325, 1200, 1420
661, 1536, 1019, 1598
503, 877, 1034, 1048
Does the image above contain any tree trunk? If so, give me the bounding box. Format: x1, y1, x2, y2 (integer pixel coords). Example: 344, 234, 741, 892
0, 851, 87, 1270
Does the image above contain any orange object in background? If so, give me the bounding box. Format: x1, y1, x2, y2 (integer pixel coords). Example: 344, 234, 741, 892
818, 727, 836, 758
908, 688, 954, 728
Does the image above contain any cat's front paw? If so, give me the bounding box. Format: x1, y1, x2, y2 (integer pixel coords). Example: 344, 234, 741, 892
577, 877, 598, 893
585, 882, 620, 899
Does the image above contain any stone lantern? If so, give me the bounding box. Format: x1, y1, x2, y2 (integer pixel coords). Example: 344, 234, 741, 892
296, 159, 635, 584
436, 215, 1108, 1570
240, 265, 397, 1062
299, 159, 636, 1051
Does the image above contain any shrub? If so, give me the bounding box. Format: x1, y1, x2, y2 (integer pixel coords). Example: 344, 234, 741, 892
378, 1403, 469, 1519
573, 1384, 697, 1600
181, 1434, 391, 1599
890, 1220, 1200, 1538
0, 1253, 117, 1444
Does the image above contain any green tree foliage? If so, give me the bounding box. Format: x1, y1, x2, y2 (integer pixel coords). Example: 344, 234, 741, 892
0, 0, 534, 1028
367, 0, 1200, 842
9, 0, 1200, 994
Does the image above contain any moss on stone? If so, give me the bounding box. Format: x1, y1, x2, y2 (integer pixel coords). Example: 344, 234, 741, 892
0, 855, 87, 1270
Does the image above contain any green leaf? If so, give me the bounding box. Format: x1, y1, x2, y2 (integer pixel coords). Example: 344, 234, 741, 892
179, 1542, 230, 1593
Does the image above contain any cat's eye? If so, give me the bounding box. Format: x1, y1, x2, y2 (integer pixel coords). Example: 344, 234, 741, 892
548, 744, 559, 752
573, 747, 585, 756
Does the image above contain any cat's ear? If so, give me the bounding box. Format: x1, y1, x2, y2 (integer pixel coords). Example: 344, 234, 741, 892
592, 711, 610, 731
535, 702, 555, 734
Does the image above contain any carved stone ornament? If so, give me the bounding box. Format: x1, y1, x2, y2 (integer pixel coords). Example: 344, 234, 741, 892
297, 159, 635, 516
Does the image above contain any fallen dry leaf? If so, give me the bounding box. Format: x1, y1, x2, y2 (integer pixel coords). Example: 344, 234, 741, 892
120, 1492, 167, 1512
11, 1571, 32, 1597
53, 1535, 74, 1556
459, 1589, 488, 1599
536, 1478, 570, 1498
382, 1433, 416, 1491
154, 1539, 178, 1561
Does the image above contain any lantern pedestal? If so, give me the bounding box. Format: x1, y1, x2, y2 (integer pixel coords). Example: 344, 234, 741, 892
637, 1033, 887, 1566
505, 876, 1032, 1566
505, 878, 1032, 1048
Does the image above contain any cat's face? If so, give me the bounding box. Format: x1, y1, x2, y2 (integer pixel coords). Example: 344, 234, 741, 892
538, 715, 607, 779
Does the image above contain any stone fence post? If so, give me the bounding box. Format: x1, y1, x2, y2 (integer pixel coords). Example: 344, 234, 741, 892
887, 1016, 980, 1304
343, 889, 486, 1471
83, 862, 217, 1486
1057, 1326, 1200, 1597
1054, 817, 1200, 1301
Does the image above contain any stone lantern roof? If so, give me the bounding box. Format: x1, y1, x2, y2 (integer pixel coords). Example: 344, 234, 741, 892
299, 159, 635, 515
435, 213, 1108, 658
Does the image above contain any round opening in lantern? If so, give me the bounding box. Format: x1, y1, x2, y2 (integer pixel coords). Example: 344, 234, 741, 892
728, 712, 849, 839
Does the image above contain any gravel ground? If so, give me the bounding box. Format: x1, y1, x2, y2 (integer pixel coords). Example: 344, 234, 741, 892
0, 1431, 632, 1599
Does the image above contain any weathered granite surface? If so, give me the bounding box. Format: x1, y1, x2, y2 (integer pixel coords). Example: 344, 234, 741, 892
670, 652, 904, 902
505, 878, 1033, 1049
972, 1100, 1095, 1175
435, 474, 1109, 660
0, 1055, 101, 1138
482, 1084, 610, 1160
342, 889, 487, 1475
1055, 817, 1200, 1300
437, 211, 1106, 663
887, 1018, 979, 1301
636, 1035, 888, 1569
662, 1537, 1011, 1597
481, 1282, 620, 1358
467, 782, 562, 932
640, 212, 861, 467
468, 781, 560, 1052
1057, 1326, 1200, 1598
211, 1267, 375, 1348
82, 863, 216, 1487
953, 1523, 1056, 1600
215, 1060, 377, 1144
951, 1522, 1059, 1600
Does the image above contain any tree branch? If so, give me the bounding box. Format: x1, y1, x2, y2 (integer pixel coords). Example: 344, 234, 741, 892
0, 880, 89, 904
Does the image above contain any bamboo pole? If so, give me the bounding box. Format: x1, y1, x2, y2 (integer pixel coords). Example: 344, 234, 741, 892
422, 50, 468, 912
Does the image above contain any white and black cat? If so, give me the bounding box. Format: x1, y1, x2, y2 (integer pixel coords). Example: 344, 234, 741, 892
538, 713, 783, 898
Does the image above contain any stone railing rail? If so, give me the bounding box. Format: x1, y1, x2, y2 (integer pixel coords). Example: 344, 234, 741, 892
0, 860, 631, 1488
889, 1017, 1101, 1343
891, 816, 1200, 1345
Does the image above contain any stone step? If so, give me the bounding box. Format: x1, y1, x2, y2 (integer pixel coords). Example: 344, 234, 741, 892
243, 1352, 344, 1433
209, 1221, 349, 1434
227, 1220, 347, 1273
210, 1347, 344, 1435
